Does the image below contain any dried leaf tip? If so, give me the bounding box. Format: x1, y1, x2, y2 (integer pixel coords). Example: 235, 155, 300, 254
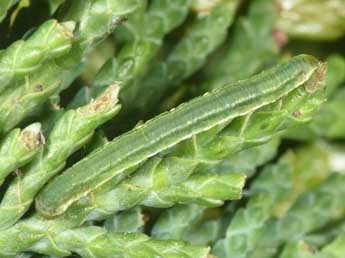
20, 123, 44, 150
317, 62, 328, 84
58, 21, 76, 38
305, 61, 327, 93
78, 84, 120, 114
191, 0, 222, 17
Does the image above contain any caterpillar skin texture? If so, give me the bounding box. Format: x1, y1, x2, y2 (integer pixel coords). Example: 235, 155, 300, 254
36, 54, 323, 217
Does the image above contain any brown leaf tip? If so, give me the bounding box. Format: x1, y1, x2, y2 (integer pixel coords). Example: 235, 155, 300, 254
58, 21, 75, 39
305, 62, 328, 93
292, 110, 302, 118
191, 0, 221, 17
20, 123, 44, 150
78, 84, 120, 114
36, 84, 44, 92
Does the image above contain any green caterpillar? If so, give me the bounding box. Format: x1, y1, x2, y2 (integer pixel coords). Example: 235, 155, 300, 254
36, 54, 325, 217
